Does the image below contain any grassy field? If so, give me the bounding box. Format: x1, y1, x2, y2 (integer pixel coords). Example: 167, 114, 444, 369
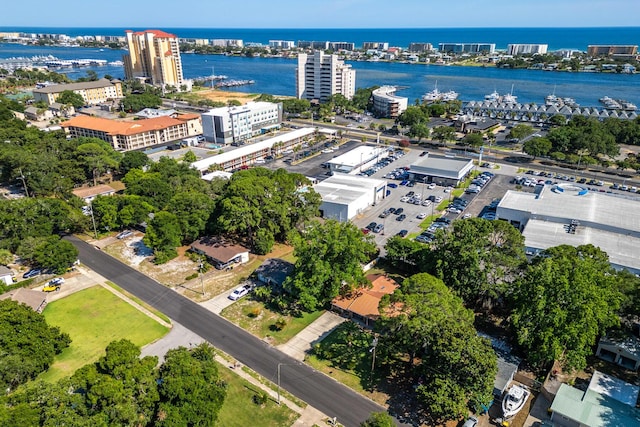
221, 299, 324, 345
217, 364, 299, 427
41, 286, 169, 382
104, 281, 171, 324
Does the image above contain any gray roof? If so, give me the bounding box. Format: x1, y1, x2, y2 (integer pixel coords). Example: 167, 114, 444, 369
499, 186, 640, 272
33, 78, 118, 94
410, 155, 474, 180
254, 258, 294, 286
0, 265, 12, 276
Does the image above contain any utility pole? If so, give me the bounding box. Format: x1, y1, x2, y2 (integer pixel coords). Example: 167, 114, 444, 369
89, 202, 98, 239
199, 258, 205, 295
277, 363, 282, 405
17, 168, 29, 197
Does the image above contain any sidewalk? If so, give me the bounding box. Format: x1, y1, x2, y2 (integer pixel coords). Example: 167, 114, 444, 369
278, 311, 346, 361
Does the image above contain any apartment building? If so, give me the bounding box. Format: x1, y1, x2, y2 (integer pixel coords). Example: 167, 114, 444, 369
269, 40, 295, 49
210, 39, 243, 48
296, 51, 356, 102
123, 29, 185, 89
408, 42, 433, 53
371, 86, 408, 119
201, 101, 283, 145
587, 45, 638, 57
362, 42, 389, 51
297, 41, 330, 50
32, 78, 123, 106
507, 44, 548, 55
438, 43, 496, 54
61, 113, 201, 151
330, 42, 355, 51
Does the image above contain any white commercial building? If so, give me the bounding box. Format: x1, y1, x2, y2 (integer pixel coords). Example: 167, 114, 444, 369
506, 44, 548, 55
497, 184, 640, 274
201, 102, 283, 145
315, 175, 387, 222
269, 40, 295, 49
371, 86, 408, 119
408, 154, 474, 186
327, 145, 389, 174
191, 127, 315, 173
296, 51, 356, 102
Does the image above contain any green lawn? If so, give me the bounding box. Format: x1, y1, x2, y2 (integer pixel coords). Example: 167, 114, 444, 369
41, 286, 169, 382
221, 300, 324, 345
217, 364, 299, 426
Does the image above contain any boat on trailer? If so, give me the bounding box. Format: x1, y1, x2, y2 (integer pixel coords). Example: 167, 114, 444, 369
502, 384, 530, 419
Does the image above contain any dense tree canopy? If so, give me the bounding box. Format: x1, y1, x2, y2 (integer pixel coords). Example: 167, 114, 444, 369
430, 218, 526, 306
214, 168, 321, 254
512, 245, 623, 370
120, 92, 162, 112
0, 300, 71, 392
284, 220, 377, 311
376, 273, 497, 423
0, 340, 226, 426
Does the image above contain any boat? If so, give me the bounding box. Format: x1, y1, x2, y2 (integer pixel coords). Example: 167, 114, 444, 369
441, 90, 459, 101
422, 81, 459, 103
422, 81, 441, 102
502, 384, 530, 419
485, 90, 500, 102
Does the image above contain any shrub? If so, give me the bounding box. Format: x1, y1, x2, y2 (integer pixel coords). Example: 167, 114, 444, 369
273, 317, 287, 331
253, 391, 268, 405
247, 307, 261, 318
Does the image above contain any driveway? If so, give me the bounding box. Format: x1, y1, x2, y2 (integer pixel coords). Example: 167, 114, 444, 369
278, 312, 346, 361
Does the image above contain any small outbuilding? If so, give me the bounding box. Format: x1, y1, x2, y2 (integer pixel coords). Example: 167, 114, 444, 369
0, 265, 14, 286
190, 237, 250, 270
596, 335, 640, 371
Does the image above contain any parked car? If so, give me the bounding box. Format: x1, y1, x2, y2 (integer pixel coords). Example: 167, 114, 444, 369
396, 229, 408, 238
417, 212, 427, 219
366, 222, 377, 231
361, 228, 371, 235
373, 223, 384, 233
387, 183, 398, 188
228, 285, 251, 301
43, 277, 65, 292
435, 217, 451, 224
116, 230, 134, 239
396, 214, 407, 221
462, 416, 478, 427
23, 268, 42, 279
394, 208, 404, 215
427, 183, 436, 189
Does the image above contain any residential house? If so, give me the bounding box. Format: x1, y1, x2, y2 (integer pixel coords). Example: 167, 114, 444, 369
72, 184, 117, 204
0, 287, 47, 313
550, 371, 640, 427
190, 237, 249, 270
253, 258, 294, 289
331, 274, 399, 327
24, 106, 54, 121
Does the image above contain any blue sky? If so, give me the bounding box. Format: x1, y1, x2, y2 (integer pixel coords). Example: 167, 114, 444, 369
2, 0, 640, 28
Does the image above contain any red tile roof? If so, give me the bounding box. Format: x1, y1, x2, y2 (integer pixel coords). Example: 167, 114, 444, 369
61, 115, 185, 136
127, 29, 177, 39
331, 274, 399, 320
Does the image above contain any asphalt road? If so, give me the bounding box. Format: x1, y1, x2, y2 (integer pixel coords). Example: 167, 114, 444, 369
66, 236, 386, 427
